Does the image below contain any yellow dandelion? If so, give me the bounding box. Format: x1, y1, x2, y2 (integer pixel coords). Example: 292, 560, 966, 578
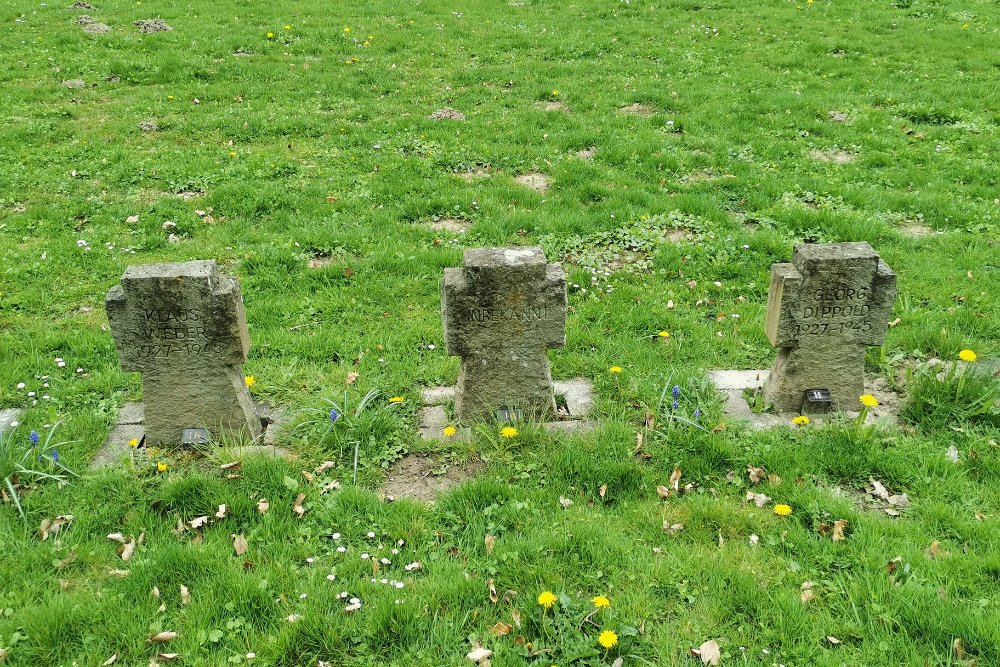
959, 349, 977, 363
284, 25, 291, 30
389, 396, 405, 403
552, 89, 560, 96
859, 394, 879, 408
266, 32, 274, 39
156, 461, 168, 473
537, 591, 557, 608
591, 595, 611, 609
791, 415, 810, 426
228, 151, 237, 157
658, 331, 670, 338
244, 375, 256, 388
598, 629, 618, 649
343, 26, 350, 33
774, 503, 792, 516
500, 426, 518, 439
128, 438, 140, 448
443, 425, 457, 438
166, 95, 174, 100
367, 35, 374, 40
609, 366, 622, 374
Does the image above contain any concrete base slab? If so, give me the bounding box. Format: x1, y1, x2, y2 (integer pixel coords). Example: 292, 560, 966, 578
709, 369, 901, 430
418, 378, 597, 440
0, 408, 23, 432
92, 401, 289, 468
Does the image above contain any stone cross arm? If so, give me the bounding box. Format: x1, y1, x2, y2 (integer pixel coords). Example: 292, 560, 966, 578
106, 260, 251, 373
764, 242, 897, 349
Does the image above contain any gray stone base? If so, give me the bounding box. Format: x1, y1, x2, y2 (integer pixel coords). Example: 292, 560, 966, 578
0, 408, 23, 432
417, 379, 597, 440
709, 370, 900, 430
92, 401, 289, 468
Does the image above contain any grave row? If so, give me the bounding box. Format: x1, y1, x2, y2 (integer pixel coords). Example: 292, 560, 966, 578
104, 242, 896, 446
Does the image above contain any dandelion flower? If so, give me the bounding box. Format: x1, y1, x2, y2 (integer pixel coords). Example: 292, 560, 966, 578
244, 375, 256, 387
266, 32, 274, 39
284, 25, 291, 30
128, 438, 140, 448
156, 461, 169, 473
229, 151, 237, 157
598, 629, 618, 649
443, 425, 457, 438
167, 95, 174, 100
859, 394, 879, 408
552, 89, 560, 96
591, 595, 611, 609
389, 396, 405, 403
791, 415, 810, 426
343, 26, 350, 33
773, 504, 792, 516
537, 591, 557, 608
609, 366, 622, 374
500, 426, 518, 439
658, 331, 670, 338
959, 349, 977, 363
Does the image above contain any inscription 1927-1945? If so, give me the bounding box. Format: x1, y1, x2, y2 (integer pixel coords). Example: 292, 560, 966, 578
462, 305, 549, 324
132, 309, 220, 358
796, 285, 872, 337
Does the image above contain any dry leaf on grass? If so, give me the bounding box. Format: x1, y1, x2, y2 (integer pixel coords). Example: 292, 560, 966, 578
488, 578, 498, 604
832, 519, 848, 541
315, 461, 336, 474
233, 534, 248, 556
119, 538, 137, 561
107, 532, 127, 544
489, 621, 512, 636
102, 654, 118, 665
746, 492, 771, 508
188, 516, 210, 529
180, 585, 190, 605
39, 515, 74, 540
825, 636, 841, 646
926, 540, 949, 559
466, 647, 492, 664
945, 445, 960, 463
156, 654, 180, 661
800, 581, 815, 603
257, 498, 269, 514
346, 371, 359, 385
484, 534, 495, 555
148, 631, 177, 642
690, 639, 722, 665
663, 522, 684, 534
293, 493, 307, 518
747, 465, 766, 484
558, 495, 574, 509
214, 505, 227, 519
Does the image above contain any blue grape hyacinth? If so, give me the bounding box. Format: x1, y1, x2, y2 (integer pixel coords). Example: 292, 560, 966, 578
329, 408, 340, 423
29, 429, 40, 446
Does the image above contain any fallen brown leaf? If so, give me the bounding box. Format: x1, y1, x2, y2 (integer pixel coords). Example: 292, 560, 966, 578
746, 491, 771, 508
148, 631, 177, 642
832, 519, 848, 542
188, 516, 210, 529
315, 461, 336, 474
488, 578, 498, 604
825, 636, 841, 646
489, 621, 513, 636
39, 515, 74, 540
293, 493, 307, 518
180, 585, 190, 605
257, 498, 270, 514
233, 534, 248, 556
747, 465, 766, 484
119, 538, 137, 561
346, 371, 359, 385
484, 534, 495, 555
691, 639, 721, 666
512, 608, 522, 628
102, 654, 118, 665
599, 484, 607, 498
800, 581, 815, 604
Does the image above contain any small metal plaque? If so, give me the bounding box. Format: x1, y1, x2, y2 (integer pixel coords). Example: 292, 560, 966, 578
181, 428, 211, 446
496, 407, 524, 423
802, 388, 832, 414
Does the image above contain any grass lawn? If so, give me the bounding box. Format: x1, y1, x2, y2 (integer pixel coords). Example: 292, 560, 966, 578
2, 0, 1000, 664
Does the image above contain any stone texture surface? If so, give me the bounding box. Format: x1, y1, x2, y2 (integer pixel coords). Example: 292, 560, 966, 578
556, 379, 595, 418
442, 247, 566, 422
106, 260, 261, 445
763, 242, 896, 412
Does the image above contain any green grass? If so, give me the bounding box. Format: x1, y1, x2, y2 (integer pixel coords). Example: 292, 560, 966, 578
2, 0, 1000, 664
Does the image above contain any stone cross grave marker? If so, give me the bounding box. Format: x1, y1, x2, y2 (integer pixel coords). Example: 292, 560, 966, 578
442, 247, 567, 422
763, 242, 896, 413
106, 260, 261, 445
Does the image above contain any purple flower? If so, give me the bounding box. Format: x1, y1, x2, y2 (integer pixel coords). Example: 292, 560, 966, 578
29, 429, 40, 446
693, 408, 701, 420
672, 400, 679, 411
329, 408, 340, 423
672, 385, 680, 399
51, 450, 60, 463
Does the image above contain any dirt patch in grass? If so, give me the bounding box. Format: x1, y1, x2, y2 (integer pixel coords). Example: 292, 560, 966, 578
307, 253, 335, 269
828, 111, 850, 122
78, 15, 111, 33
899, 223, 936, 238
619, 103, 654, 117
515, 172, 550, 193
134, 18, 172, 33
428, 107, 466, 121
426, 217, 471, 233
138, 120, 157, 132
575, 146, 597, 160
382, 453, 484, 502
63, 79, 86, 89
72, 1, 94, 8
809, 148, 855, 164
456, 166, 491, 181
536, 101, 568, 112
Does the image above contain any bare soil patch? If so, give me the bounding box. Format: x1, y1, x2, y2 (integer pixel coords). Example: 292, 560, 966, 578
428, 107, 466, 121
828, 111, 850, 122
536, 101, 568, 112
382, 454, 484, 502
575, 146, 597, 160
900, 223, 936, 238
809, 148, 855, 164
134, 18, 172, 33
619, 103, 654, 117
426, 217, 471, 233
514, 172, 550, 193
63, 79, 86, 89
78, 15, 111, 33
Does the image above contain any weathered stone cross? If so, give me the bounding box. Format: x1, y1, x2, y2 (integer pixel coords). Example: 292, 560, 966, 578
106, 260, 261, 444
763, 242, 897, 413
442, 247, 567, 422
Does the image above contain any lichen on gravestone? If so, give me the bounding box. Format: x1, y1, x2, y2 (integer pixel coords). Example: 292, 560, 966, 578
105, 260, 260, 445
763, 242, 896, 413
441, 247, 566, 422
